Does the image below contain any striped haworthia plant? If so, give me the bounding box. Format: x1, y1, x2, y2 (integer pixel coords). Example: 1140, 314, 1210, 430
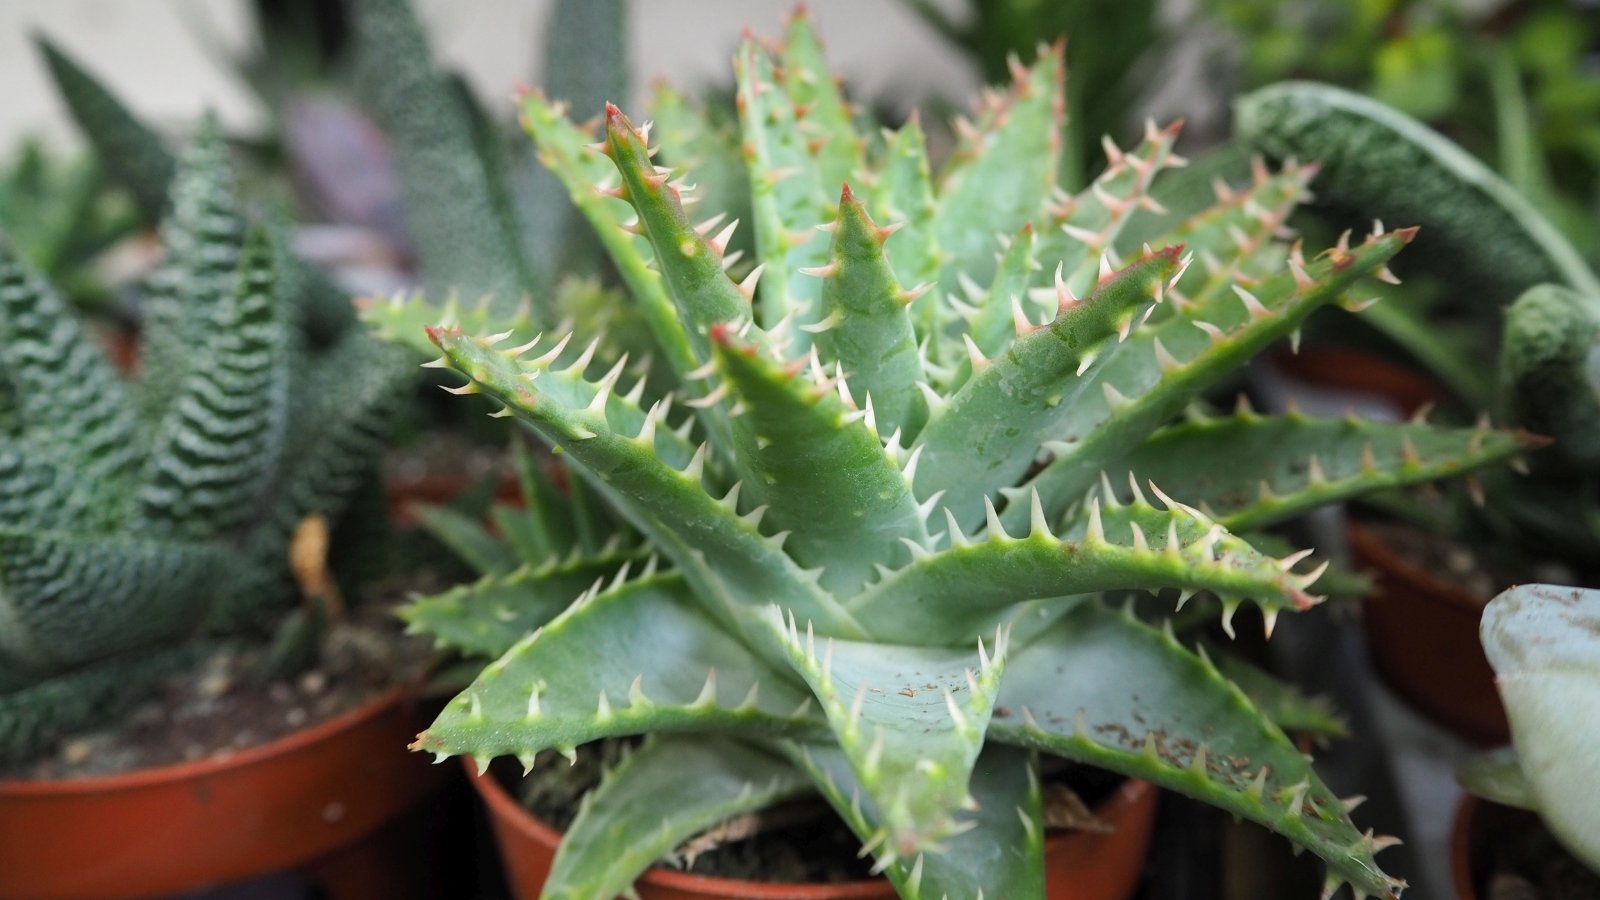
0, 118, 413, 763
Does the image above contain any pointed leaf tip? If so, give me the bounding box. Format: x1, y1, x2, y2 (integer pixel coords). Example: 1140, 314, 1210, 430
425, 324, 462, 346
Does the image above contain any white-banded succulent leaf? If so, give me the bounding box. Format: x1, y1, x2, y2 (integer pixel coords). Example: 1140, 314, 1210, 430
1477, 584, 1600, 872
0, 120, 412, 762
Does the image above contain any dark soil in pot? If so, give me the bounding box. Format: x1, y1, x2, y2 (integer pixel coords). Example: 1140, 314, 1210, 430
1350, 520, 1510, 744
505, 739, 1129, 884
1357, 521, 1531, 604
1456, 799, 1600, 900
0, 586, 441, 781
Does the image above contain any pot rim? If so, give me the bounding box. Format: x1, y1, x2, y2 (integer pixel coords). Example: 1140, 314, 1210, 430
0, 684, 413, 795
1346, 519, 1489, 614
1450, 792, 1480, 900
466, 754, 1155, 893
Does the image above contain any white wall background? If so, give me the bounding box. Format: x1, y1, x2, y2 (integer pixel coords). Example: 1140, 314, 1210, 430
1, 0, 978, 148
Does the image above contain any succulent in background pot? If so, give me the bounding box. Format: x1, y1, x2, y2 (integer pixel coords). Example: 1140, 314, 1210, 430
0, 112, 420, 896
1345, 523, 1511, 744
376, 11, 1531, 898
0, 689, 448, 900
1239, 82, 1600, 743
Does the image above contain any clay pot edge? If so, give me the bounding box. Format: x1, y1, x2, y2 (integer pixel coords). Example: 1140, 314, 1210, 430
0, 684, 419, 796
466, 755, 1156, 897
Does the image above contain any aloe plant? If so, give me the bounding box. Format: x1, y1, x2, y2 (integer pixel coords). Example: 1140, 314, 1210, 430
0, 119, 413, 764
376, 15, 1536, 898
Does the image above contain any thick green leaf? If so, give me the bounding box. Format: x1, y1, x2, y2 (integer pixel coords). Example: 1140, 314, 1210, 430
934, 45, 1064, 289
649, 82, 751, 265
351, 0, 531, 313
1499, 284, 1600, 471
140, 118, 246, 427
414, 572, 822, 763
516, 0, 628, 285
914, 247, 1181, 531
361, 291, 541, 361
1033, 119, 1183, 299
430, 325, 861, 639
710, 328, 927, 597
785, 740, 1044, 898
734, 39, 833, 342
871, 117, 940, 324
412, 504, 521, 577
1142, 158, 1318, 300
812, 185, 927, 438
778, 11, 860, 194
33, 35, 174, 225
219, 332, 412, 628
0, 242, 137, 521
1205, 646, 1348, 739
1236, 81, 1600, 305
769, 606, 1005, 857
851, 487, 1320, 644
0, 532, 225, 673
137, 227, 289, 539
961, 223, 1042, 367
517, 90, 694, 379
1011, 228, 1416, 531
1100, 411, 1532, 532
545, 735, 811, 899
990, 601, 1404, 899
401, 545, 648, 658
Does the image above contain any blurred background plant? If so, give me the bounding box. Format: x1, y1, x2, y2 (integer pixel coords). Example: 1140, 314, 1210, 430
901, 0, 1163, 189
1202, 0, 1600, 262
0, 138, 140, 310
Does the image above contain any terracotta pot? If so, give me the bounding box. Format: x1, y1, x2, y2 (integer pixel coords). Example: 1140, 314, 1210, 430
468, 759, 1157, 900
1451, 793, 1600, 900
385, 472, 523, 527
1268, 345, 1446, 418
1452, 793, 1485, 900
0, 688, 449, 900
1347, 523, 1510, 744
1450, 793, 1541, 900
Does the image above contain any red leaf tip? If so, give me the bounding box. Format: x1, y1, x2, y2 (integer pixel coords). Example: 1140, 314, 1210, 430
424, 324, 461, 345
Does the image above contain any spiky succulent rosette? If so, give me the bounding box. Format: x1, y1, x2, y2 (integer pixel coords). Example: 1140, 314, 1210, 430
389, 14, 1534, 899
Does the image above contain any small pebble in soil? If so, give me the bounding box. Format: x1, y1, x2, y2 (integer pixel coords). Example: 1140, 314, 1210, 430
197, 667, 232, 701
299, 671, 328, 696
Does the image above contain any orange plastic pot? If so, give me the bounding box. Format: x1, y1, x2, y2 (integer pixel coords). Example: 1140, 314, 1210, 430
386, 472, 524, 527
1268, 345, 1446, 418
468, 759, 1157, 900
1347, 523, 1509, 744
0, 688, 448, 900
